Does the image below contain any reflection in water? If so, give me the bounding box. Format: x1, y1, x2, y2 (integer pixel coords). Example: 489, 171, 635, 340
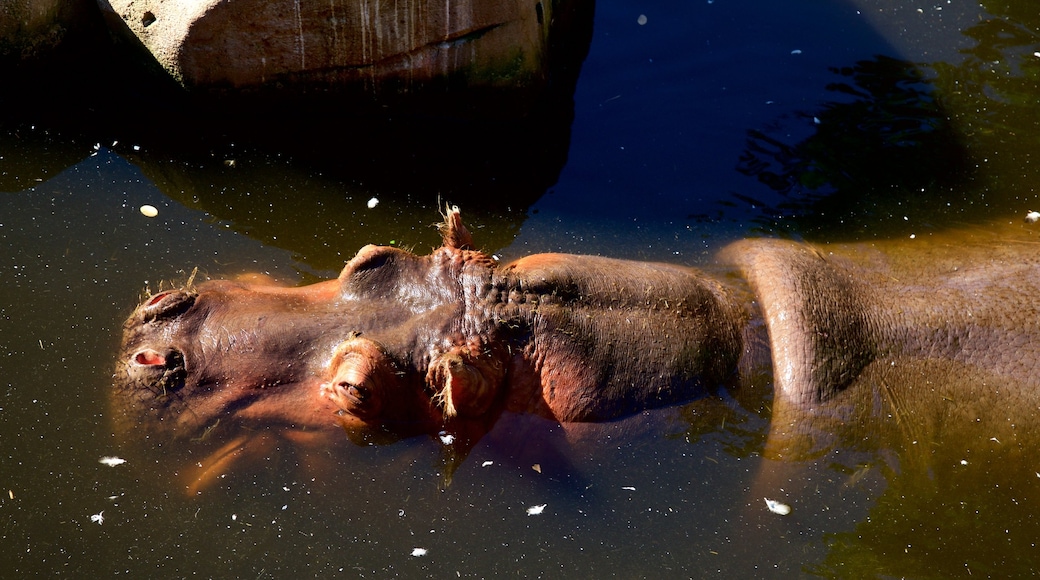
728, 8, 1040, 572
736, 55, 975, 239
746, 221, 1040, 575
0, 0, 596, 259
737, 4, 1040, 242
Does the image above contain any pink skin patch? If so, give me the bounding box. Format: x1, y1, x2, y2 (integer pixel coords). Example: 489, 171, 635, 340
134, 349, 166, 366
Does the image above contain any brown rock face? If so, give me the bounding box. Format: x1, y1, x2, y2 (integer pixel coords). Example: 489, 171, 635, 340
0, 0, 97, 59
98, 0, 562, 101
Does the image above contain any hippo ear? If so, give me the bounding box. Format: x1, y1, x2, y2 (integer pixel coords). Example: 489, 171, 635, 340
426, 341, 505, 418
320, 336, 398, 420
437, 205, 475, 250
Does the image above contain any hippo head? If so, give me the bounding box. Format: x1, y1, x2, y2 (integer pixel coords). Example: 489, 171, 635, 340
112, 208, 504, 448
113, 207, 754, 494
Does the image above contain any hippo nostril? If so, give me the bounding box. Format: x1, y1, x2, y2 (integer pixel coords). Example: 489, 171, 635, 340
146, 291, 172, 306
140, 289, 196, 322
134, 349, 167, 366
127, 347, 187, 393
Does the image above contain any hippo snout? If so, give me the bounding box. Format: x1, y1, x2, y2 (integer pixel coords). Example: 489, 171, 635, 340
126, 346, 187, 395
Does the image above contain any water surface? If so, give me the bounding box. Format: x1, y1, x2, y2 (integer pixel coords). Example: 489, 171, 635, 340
2, 0, 1039, 576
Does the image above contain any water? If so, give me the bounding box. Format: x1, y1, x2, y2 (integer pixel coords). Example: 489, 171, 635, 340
3, 0, 1040, 576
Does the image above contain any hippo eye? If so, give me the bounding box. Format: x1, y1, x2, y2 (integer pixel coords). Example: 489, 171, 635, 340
330, 381, 383, 419
350, 251, 392, 274
339, 245, 408, 297
342, 245, 402, 279
343, 383, 368, 403
323, 336, 392, 419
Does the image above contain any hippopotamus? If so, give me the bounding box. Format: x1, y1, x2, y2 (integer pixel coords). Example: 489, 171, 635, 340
114, 208, 1040, 491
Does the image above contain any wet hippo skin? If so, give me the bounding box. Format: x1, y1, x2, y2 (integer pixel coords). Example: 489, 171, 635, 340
114, 208, 1040, 490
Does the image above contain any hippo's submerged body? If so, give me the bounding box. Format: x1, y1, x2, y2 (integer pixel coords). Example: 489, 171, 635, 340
115, 208, 1040, 490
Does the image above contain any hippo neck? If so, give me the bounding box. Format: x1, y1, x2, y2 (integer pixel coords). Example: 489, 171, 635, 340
476, 255, 755, 421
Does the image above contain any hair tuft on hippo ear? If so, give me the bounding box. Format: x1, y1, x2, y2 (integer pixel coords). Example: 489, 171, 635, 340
426, 341, 505, 418
437, 204, 475, 250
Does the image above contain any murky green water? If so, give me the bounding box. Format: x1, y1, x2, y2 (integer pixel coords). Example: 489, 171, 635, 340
3, 0, 1040, 577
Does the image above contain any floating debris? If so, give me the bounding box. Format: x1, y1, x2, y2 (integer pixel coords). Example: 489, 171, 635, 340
367, 197, 379, 209
764, 498, 791, 516
637, 14, 647, 25
531, 464, 541, 473
411, 547, 427, 557
140, 205, 158, 218
1025, 210, 1040, 223
99, 456, 127, 467
481, 461, 494, 468
90, 511, 105, 525
621, 486, 636, 491
527, 504, 547, 516
438, 431, 455, 445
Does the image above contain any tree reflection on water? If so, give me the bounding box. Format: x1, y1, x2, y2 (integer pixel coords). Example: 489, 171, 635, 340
736, 4, 1040, 242
737, 55, 976, 240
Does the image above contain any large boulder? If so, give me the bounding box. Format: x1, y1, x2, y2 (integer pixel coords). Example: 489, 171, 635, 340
97, 0, 575, 111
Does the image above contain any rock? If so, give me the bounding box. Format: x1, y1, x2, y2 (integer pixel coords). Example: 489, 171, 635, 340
0, 0, 98, 60
97, 0, 573, 111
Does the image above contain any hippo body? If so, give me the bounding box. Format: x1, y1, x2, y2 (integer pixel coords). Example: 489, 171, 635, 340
115, 209, 1040, 488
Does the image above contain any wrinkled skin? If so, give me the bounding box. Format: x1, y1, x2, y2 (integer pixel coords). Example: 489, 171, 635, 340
114, 209, 1040, 492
